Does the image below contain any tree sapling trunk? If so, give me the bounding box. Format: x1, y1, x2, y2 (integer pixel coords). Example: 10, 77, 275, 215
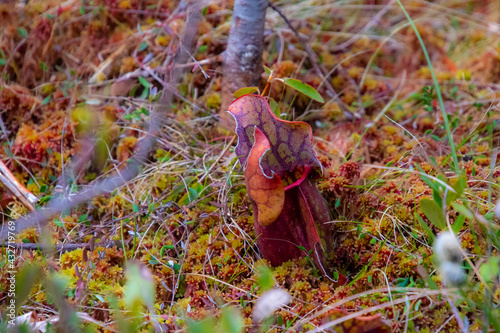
220, 0, 267, 131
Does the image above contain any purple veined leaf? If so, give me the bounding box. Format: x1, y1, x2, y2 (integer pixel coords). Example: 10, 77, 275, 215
228, 94, 322, 178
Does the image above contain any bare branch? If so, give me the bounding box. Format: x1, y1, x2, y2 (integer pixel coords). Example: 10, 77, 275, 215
5, 240, 123, 253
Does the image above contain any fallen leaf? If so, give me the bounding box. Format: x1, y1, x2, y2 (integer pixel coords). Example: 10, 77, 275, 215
322, 309, 392, 333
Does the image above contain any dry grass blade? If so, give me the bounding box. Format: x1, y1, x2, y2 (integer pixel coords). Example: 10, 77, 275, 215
0, 160, 37, 211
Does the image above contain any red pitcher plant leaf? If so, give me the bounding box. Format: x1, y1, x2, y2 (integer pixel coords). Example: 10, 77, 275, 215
230, 94, 343, 281
244, 127, 285, 226
228, 94, 322, 178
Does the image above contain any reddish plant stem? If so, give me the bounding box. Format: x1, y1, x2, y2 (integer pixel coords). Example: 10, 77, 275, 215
283, 166, 311, 191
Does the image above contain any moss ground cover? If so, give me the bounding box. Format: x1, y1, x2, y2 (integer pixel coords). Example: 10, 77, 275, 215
1, 0, 500, 331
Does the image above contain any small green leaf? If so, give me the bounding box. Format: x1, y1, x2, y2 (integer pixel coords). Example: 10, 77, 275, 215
220, 306, 243, 333
38, 195, 52, 204
256, 265, 273, 291
198, 45, 207, 53
124, 262, 155, 311
78, 214, 88, 223
42, 96, 51, 105
17, 27, 28, 38
140, 87, 149, 99
138, 76, 151, 88
138, 41, 148, 51
446, 175, 467, 205
283, 78, 324, 103
187, 317, 215, 333
15, 264, 42, 309
269, 98, 281, 117
188, 187, 198, 203
264, 65, 272, 75
160, 244, 175, 257
129, 84, 139, 97
398, 277, 409, 287
415, 299, 422, 312
370, 238, 377, 244
419, 198, 446, 229
431, 188, 443, 209
485, 211, 495, 221
233, 87, 259, 98
480, 257, 500, 283
426, 275, 439, 290
4, 147, 13, 158
414, 212, 436, 241
451, 202, 473, 220
335, 197, 341, 208
431, 134, 441, 142
166, 177, 196, 202
240, 295, 245, 307
452, 214, 465, 233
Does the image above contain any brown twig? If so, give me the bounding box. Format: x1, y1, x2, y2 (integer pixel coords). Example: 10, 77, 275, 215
5, 240, 123, 253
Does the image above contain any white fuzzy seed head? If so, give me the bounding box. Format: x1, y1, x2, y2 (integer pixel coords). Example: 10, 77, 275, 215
439, 261, 467, 287
434, 232, 467, 287
253, 289, 291, 322
434, 231, 462, 264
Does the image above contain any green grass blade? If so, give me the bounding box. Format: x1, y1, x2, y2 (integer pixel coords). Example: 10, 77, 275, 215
396, 0, 460, 175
